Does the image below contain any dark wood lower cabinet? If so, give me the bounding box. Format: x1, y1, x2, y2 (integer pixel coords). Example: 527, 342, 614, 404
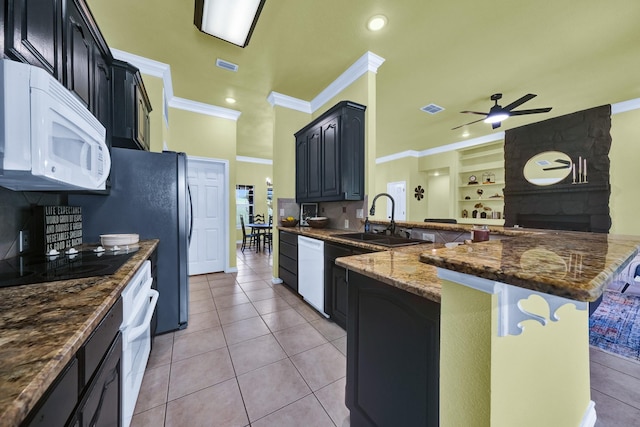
26, 358, 78, 427
346, 271, 440, 427
325, 243, 374, 330
324, 243, 353, 329
278, 231, 298, 292
22, 299, 123, 427
78, 332, 121, 427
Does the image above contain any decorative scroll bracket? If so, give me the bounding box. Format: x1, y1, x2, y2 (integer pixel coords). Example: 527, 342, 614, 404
437, 268, 588, 337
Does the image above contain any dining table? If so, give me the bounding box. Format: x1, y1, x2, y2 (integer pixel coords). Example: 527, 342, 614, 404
247, 222, 273, 252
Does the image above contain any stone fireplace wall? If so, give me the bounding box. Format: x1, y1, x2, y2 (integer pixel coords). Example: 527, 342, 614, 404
504, 105, 611, 233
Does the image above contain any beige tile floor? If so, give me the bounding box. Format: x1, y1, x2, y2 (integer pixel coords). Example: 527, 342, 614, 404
131, 247, 349, 427
130, 245, 640, 427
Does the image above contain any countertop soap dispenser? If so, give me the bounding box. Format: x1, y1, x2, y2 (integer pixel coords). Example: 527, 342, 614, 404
364, 216, 370, 233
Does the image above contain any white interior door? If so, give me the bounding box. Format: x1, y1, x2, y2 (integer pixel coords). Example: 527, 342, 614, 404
188, 157, 226, 275
386, 181, 406, 221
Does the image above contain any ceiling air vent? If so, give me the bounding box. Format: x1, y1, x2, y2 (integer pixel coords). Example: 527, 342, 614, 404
420, 103, 445, 114
216, 58, 239, 72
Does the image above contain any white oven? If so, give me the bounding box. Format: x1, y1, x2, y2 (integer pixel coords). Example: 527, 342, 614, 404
120, 260, 158, 427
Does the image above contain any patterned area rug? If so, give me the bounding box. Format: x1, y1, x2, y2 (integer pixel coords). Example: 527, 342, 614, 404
589, 291, 640, 362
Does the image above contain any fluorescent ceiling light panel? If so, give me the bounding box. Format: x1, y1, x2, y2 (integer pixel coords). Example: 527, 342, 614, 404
194, 0, 265, 47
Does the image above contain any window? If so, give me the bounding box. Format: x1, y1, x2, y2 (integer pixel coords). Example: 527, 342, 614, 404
236, 185, 254, 228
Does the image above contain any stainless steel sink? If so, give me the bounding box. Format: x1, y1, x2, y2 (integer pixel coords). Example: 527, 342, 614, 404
333, 232, 429, 247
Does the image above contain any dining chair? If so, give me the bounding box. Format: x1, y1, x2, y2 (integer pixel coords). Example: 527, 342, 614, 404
263, 215, 273, 253
240, 215, 258, 252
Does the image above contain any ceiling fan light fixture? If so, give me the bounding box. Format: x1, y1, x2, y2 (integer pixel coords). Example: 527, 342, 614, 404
194, 0, 266, 47
484, 113, 509, 124
367, 15, 387, 31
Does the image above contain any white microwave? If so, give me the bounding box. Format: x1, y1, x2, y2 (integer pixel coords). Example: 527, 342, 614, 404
0, 59, 110, 191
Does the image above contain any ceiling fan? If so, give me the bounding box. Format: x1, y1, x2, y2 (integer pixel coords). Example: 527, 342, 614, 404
452, 93, 552, 130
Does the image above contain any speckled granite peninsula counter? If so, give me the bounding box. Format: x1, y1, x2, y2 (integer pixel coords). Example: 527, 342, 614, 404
329, 225, 640, 427
0, 239, 158, 427
418, 230, 640, 302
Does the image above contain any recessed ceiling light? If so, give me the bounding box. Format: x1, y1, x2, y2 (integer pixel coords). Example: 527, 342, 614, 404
225, 97, 236, 104
462, 131, 470, 137
367, 15, 387, 31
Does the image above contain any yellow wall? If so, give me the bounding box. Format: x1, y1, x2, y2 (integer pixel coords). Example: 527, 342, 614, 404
610, 108, 640, 235
378, 108, 640, 231
166, 107, 238, 268
374, 151, 459, 221
271, 106, 311, 270
270, 72, 376, 275
491, 296, 590, 426
440, 279, 492, 427
235, 161, 273, 241
441, 279, 592, 426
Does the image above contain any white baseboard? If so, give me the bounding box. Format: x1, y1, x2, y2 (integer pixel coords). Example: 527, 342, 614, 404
580, 400, 597, 427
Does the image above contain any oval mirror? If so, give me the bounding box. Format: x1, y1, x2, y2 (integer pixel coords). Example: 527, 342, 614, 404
523, 151, 572, 186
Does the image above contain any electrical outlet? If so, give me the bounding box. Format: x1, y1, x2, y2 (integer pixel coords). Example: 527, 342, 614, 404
356, 209, 364, 218
280, 209, 285, 217
19, 230, 30, 253
422, 233, 435, 242
344, 219, 349, 228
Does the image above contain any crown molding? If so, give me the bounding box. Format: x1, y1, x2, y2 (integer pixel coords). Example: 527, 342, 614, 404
236, 156, 273, 165
169, 97, 241, 120
310, 51, 385, 112
611, 97, 640, 114
268, 51, 385, 114
111, 49, 241, 120
267, 92, 312, 113
111, 48, 174, 99
376, 151, 420, 164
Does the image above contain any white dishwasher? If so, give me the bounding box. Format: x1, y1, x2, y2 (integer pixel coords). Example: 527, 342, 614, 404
298, 235, 328, 317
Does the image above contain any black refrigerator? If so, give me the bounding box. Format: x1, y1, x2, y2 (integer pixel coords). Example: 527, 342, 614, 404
70, 148, 191, 334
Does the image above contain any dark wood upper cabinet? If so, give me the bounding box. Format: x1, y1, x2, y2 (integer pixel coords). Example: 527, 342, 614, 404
3, 0, 113, 131
5, 0, 63, 78
295, 100, 366, 203
65, 0, 91, 106
111, 59, 152, 151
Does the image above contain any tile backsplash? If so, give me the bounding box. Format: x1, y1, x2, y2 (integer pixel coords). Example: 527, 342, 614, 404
0, 187, 64, 259
276, 197, 369, 231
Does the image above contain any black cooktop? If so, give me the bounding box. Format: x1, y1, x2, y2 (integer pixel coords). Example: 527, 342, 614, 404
0, 247, 138, 288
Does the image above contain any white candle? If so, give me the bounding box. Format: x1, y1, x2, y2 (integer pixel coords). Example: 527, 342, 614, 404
572, 163, 576, 181
578, 156, 582, 178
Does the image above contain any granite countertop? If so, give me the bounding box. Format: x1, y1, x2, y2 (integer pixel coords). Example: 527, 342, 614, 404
0, 239, 159, 427
279, 226, 443, 301
282, 225, 640, 305
419, 231, 640, 302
